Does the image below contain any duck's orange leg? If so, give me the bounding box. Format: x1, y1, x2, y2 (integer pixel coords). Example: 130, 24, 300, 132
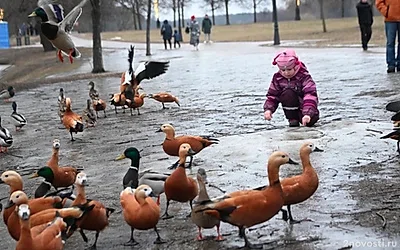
196, 227, 203, 241
57, 50, 64, 63
215, 224, 223, 241
156, 196, 160, 206
68, 49, 74, 64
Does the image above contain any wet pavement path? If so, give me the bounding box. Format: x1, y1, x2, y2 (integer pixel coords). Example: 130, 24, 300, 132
0, 39, 399, 249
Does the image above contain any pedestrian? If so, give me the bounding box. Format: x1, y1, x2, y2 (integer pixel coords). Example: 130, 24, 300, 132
376, 0, 400, 73
202, 14, 212, 43
264, 49, 319, 127
160, 20, 172, 50
356, 0, 373, 51
173, 30, 181, 48
189, 15, 200, 50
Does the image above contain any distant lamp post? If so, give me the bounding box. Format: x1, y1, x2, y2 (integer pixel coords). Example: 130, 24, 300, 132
0, 9, 4, 21
272, 0, 280, 45
295, 0, 301, 21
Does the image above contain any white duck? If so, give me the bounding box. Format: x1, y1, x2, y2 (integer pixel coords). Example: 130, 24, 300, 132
10, 102, 27, 132
0, 116, 13, 152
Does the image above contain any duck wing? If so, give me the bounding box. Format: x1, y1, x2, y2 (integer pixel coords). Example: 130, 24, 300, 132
59, 0, 89, 32
38, 0, 65, 23
134, 61, 170, 85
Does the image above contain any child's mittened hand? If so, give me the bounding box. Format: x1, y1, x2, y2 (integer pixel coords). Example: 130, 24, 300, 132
302, 115, 311, 126
264, 110, 272, 120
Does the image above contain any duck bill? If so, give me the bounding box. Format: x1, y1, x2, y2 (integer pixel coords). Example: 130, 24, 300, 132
155, 128, 162, 133
187, 148, 196, 156
149, 191, 157, 198
28, 12, 37, 17
0, 179, 4, 184
115, 154, 126, 161
287, 158, 299, 165
4, 200, 15, 209
29, 173, 39, 179
314, 147, 324, 152
21, 212, 29, 220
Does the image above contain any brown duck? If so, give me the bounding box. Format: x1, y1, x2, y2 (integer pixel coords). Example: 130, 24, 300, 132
157, 124, 219, 169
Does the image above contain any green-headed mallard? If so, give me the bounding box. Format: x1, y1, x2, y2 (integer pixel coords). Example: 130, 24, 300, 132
28, 0, 89, 63
10, 102, 27, 132
0, 116, 13, 153
115, 147, 170, 206
0, 86, 15, 102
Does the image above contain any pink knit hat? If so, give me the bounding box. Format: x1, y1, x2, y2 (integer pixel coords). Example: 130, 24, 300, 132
272, 49, 300, 69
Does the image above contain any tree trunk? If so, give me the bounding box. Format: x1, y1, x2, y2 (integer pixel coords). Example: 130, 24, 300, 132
253, 0, 257, 23
181, 2, 185, 28
224, 0, 230, 25
177, 0, 182, 41
135, 0, 142, 30
211, 1, 216, 25
173, 0, 176, 28
146, 0, 151, 56
341, 0, 345, 18
132, 8, 138, 30
319, 0, 327, 32
91, 0, 105, 73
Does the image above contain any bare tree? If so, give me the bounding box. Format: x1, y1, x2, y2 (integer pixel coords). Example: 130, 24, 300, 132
203, 0, 222, 25
319, 0, 326, 32
115, 0, 143, 30
224, 0, 230, 25
237, 0, 269, 23
341, 0, 344, 18
145, 0, 151, 55
90, 0, 105, 73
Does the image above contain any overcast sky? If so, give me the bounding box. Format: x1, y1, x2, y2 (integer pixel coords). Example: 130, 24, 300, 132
156, 0, 287, 20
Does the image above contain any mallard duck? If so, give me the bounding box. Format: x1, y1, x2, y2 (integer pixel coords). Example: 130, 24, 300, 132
69, 172, 115, 249
57, 88, 66, 122
0, 86, 15, 102
121, 45, 170, 91
148, 92, 180, 109
62, 98, 84, 141
88, 81, 107, 118
28, 0, 89, 63
115, 147, 170, 205
15, 204, 66, 250
82, 99, 97, 127
191, 169, 223, 241
0, 116, 13, 153
120, 185, 165, 246
162, 143, 198, 219
10, 102, 27, 132
196, 151, 298, 249
156, 124, 219, 169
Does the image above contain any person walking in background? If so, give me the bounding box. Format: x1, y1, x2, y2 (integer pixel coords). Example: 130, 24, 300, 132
356, 0, 373, 51
189, 15, 201, 50
161, 20, 172, 50
173, 30, 181, 49
202, 14, 212, 43
376, 0, 400, 73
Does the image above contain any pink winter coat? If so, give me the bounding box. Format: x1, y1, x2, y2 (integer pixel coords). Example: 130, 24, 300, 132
263, 64, 319, 117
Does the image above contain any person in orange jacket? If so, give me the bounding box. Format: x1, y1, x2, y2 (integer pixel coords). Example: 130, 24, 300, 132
376, 0, 400, 73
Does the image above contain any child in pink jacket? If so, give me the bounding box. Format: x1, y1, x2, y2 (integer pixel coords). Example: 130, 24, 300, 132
264, 49, 319, 127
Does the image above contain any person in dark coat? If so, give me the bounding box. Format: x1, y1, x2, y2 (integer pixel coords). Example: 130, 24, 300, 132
161, 20, 172, 50
201, 14, 212, 43
356, 0, 373, 51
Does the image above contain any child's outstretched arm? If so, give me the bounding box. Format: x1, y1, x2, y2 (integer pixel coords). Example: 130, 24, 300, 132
301, 75, 319, 117
263, 77, 281, 116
